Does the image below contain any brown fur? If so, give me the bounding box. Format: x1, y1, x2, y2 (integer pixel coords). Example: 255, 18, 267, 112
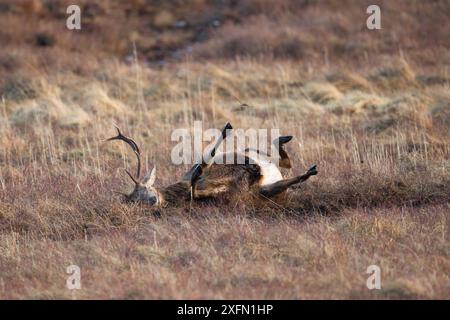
157, 155, 261, 206
158, 181, 191, 207
156, 153, 316, 207
194, 158, 261, 199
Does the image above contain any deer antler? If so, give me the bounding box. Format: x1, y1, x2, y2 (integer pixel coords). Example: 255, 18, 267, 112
124, 169, 140, 185
106, 125, 142, 181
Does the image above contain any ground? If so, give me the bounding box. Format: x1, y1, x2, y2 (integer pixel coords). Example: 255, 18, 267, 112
0, 0, 449, 299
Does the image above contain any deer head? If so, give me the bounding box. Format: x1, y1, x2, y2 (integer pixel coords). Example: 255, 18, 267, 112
106, 126, 159, 205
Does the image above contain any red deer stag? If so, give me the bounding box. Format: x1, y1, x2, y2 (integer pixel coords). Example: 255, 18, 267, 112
106, 123, 317, 207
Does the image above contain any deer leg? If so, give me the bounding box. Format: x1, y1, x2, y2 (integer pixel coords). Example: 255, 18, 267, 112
259, 164, 317, 198
189, 163, 202, 200
272, 135, 293, 168
182, 122, 233, 199
182, 122, 233, 182
203, 122, 233, 166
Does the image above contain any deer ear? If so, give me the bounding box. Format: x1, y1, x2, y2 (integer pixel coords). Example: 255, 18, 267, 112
143, 166, 156, 187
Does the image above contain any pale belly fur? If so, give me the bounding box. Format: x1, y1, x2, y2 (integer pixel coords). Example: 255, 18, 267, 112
245, 149, 283, 186
212, 151, 283, 186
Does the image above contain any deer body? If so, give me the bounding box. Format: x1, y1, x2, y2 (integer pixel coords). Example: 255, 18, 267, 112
244, 149, 283, 186
106, 123, 317, 208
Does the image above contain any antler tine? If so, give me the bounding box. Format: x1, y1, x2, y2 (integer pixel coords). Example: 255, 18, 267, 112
124, 169, 139, 185
106, 125, 142, 179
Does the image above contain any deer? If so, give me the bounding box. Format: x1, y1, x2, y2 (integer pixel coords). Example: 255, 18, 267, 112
106, 123, 318, 207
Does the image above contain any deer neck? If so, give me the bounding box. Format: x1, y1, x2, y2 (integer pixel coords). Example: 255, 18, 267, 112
157, 181, 191, 207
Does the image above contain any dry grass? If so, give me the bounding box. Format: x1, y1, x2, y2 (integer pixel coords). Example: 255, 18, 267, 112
0, 205, 448, 299
0, 0, 449, 299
